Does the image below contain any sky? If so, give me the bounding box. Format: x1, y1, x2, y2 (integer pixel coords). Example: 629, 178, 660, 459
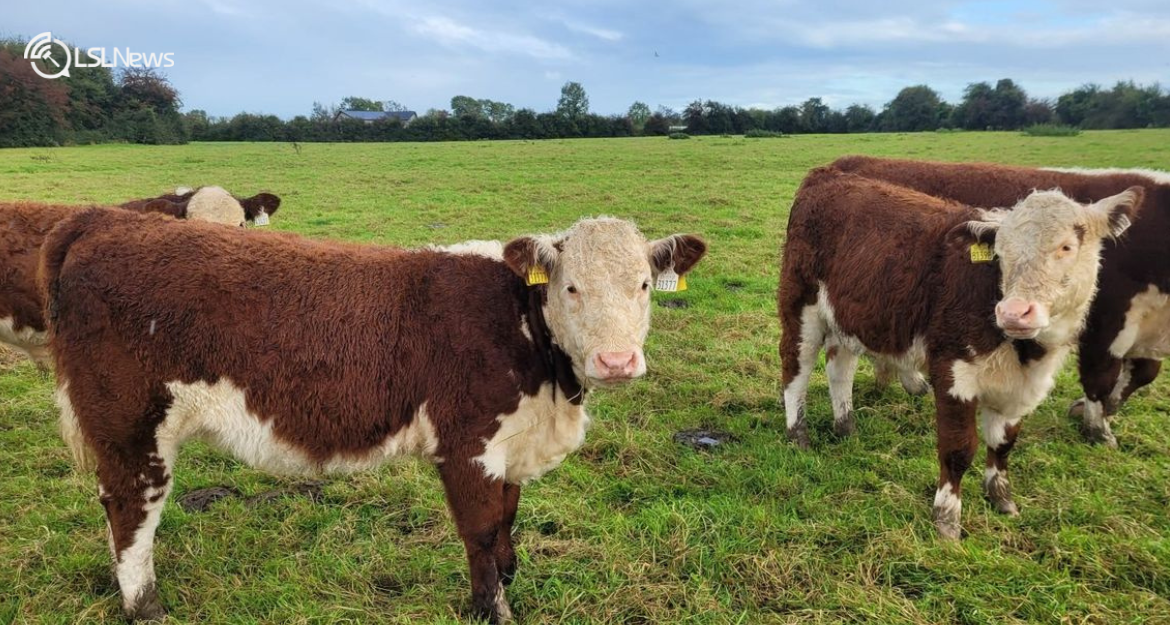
3, 0, 1169, 119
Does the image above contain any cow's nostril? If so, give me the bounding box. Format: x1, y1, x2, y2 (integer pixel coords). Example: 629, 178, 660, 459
597, 351, 638, 376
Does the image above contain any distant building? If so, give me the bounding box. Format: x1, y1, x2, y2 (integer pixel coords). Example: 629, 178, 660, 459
334, 110, 418, 125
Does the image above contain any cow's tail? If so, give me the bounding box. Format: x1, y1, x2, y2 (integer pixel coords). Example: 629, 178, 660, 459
39, 209, 105, 472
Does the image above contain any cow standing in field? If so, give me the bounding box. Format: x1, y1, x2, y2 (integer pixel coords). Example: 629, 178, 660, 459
0, 187, 256, 366
833, 155, 1170, 447
778, 167, 1139, 538
41, 211, 705, 623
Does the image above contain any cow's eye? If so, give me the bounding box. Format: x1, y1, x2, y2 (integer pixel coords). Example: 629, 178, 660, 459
566, 285, 578, 295
1062, 244, 1073, 252
642, 281, 651, 291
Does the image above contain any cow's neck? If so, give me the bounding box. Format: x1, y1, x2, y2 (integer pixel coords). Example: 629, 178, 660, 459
525, 285, 586, 405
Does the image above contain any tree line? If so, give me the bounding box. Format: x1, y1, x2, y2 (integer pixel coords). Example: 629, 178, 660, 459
3, 35, 1170, 147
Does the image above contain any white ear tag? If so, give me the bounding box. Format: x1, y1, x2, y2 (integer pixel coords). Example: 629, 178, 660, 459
253, 210, 270, 226
655, 267, 686, 292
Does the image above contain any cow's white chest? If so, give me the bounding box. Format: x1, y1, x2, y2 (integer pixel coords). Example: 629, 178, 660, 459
949, 342, 1070, 418
474, 384, 590, 485
0, 316, 50, 366
1109, 286, 1170, 359
160, 379, 440, 475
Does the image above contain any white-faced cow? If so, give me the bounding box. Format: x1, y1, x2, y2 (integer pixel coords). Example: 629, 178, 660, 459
41, 210, 705, 622
832, 155, 1170, 447
778, 167, 1139, 539
120, 186, 282, 225
0, 187, 255, 367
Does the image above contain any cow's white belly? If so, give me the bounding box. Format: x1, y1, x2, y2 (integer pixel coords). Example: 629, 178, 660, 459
1110, 286, 1170, 360
949, 342, 1071, 417
160, 379, 440, 475
474, 384, 590, 485
0, 316, 51, 366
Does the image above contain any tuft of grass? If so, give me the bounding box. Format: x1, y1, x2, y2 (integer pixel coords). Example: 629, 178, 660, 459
1023, 124, 1082, 137
0, 131, 1168, 623
668, 132, 691, 140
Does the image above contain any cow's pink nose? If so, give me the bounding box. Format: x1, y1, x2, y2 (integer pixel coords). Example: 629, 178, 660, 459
595, 351, 638, 379
997, 298, 1038, 328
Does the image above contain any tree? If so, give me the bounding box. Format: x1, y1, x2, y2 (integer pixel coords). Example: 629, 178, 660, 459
683, 100, 706, 134
556, 82, 589, 119
451, 95, 482, 118
644, 113, 670, 135
627, 101, 651, 131
882, 85, 948, 132
843, 104, 875, 133
383, 100, 408, 112
339, 96, 383, 111
799, 97, 830, 133
310, 101, 335, 122
953, 81, 995, 130
989, 79, 1027, 130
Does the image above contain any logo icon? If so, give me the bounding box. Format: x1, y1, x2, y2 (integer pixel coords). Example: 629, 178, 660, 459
24, 32, 72, 79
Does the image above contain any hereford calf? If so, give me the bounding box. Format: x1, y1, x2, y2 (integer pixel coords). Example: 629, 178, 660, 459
0, 188, 248, 366
120, 185, 282, 225
779, 167, 1139, 539
833, 155, 1170, 446
42, 210, 705, 622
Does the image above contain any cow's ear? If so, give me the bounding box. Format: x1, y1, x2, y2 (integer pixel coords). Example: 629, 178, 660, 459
503, 235, 560, 283
649, 234, 707, 275
143, 199, 186, 218
946, 219, 998, 253
239, 193, 282, 221
1089, 186, 1143, 239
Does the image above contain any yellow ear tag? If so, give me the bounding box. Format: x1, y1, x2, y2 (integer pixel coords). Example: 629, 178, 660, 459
970, 242, 995, 263
655, 268, 687, 292
526, 266, 549, 286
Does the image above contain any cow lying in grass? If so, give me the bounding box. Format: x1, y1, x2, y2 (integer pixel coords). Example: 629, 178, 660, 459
779, 167, 1139, 538
42, 211, 705, 623
833, 155, 1170, 447
0, 187, 255, 366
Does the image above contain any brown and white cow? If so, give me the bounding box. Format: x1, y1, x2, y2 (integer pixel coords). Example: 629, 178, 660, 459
41, 210, 705, 622
0, 187, 253, 366
778, 167, 1139, 539
120, 186, 281, 225
833, 155, 1170, 447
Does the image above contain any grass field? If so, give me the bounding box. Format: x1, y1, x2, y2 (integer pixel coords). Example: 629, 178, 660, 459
1, 131, 1168, 625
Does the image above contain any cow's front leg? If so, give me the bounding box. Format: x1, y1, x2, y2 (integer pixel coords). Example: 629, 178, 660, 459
496, 483, 521, 586
932, 389, 979, 540
980, 408, 1022, 516
439, 459, 512, 624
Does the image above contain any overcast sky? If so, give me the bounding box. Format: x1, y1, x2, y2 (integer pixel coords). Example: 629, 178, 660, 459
3, 0, 1168, 119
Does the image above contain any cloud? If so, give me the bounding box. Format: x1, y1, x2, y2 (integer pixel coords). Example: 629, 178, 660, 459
411, 15, 574, 61
562, 21, 623, 41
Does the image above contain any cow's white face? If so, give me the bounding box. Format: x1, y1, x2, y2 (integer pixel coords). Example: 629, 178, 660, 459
186, 186, 248, 228
955, 187, 1142, 341
504, 218, 706, 388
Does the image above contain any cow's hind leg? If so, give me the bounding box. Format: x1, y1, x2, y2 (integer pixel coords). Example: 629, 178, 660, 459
1114, 358, 1162, 411
780, 298, 826, 449
440, 458, 511, 624
826, 344, 859, 437
980, 409, 1022, 516
1075, 354, 1123, 448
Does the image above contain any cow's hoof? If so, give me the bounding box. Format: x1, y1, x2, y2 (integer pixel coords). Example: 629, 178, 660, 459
787, 425, 811, 449
1081, 423, 1118, 449
934, 518, 962, 541
933, 504, 962, 541
473, 585, 514, 625
833, 412, 856, 438
1067, 398, 1086, 418
901, 374, 930, 397
983, 472, 1018, 516
125, 585, 166, 622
